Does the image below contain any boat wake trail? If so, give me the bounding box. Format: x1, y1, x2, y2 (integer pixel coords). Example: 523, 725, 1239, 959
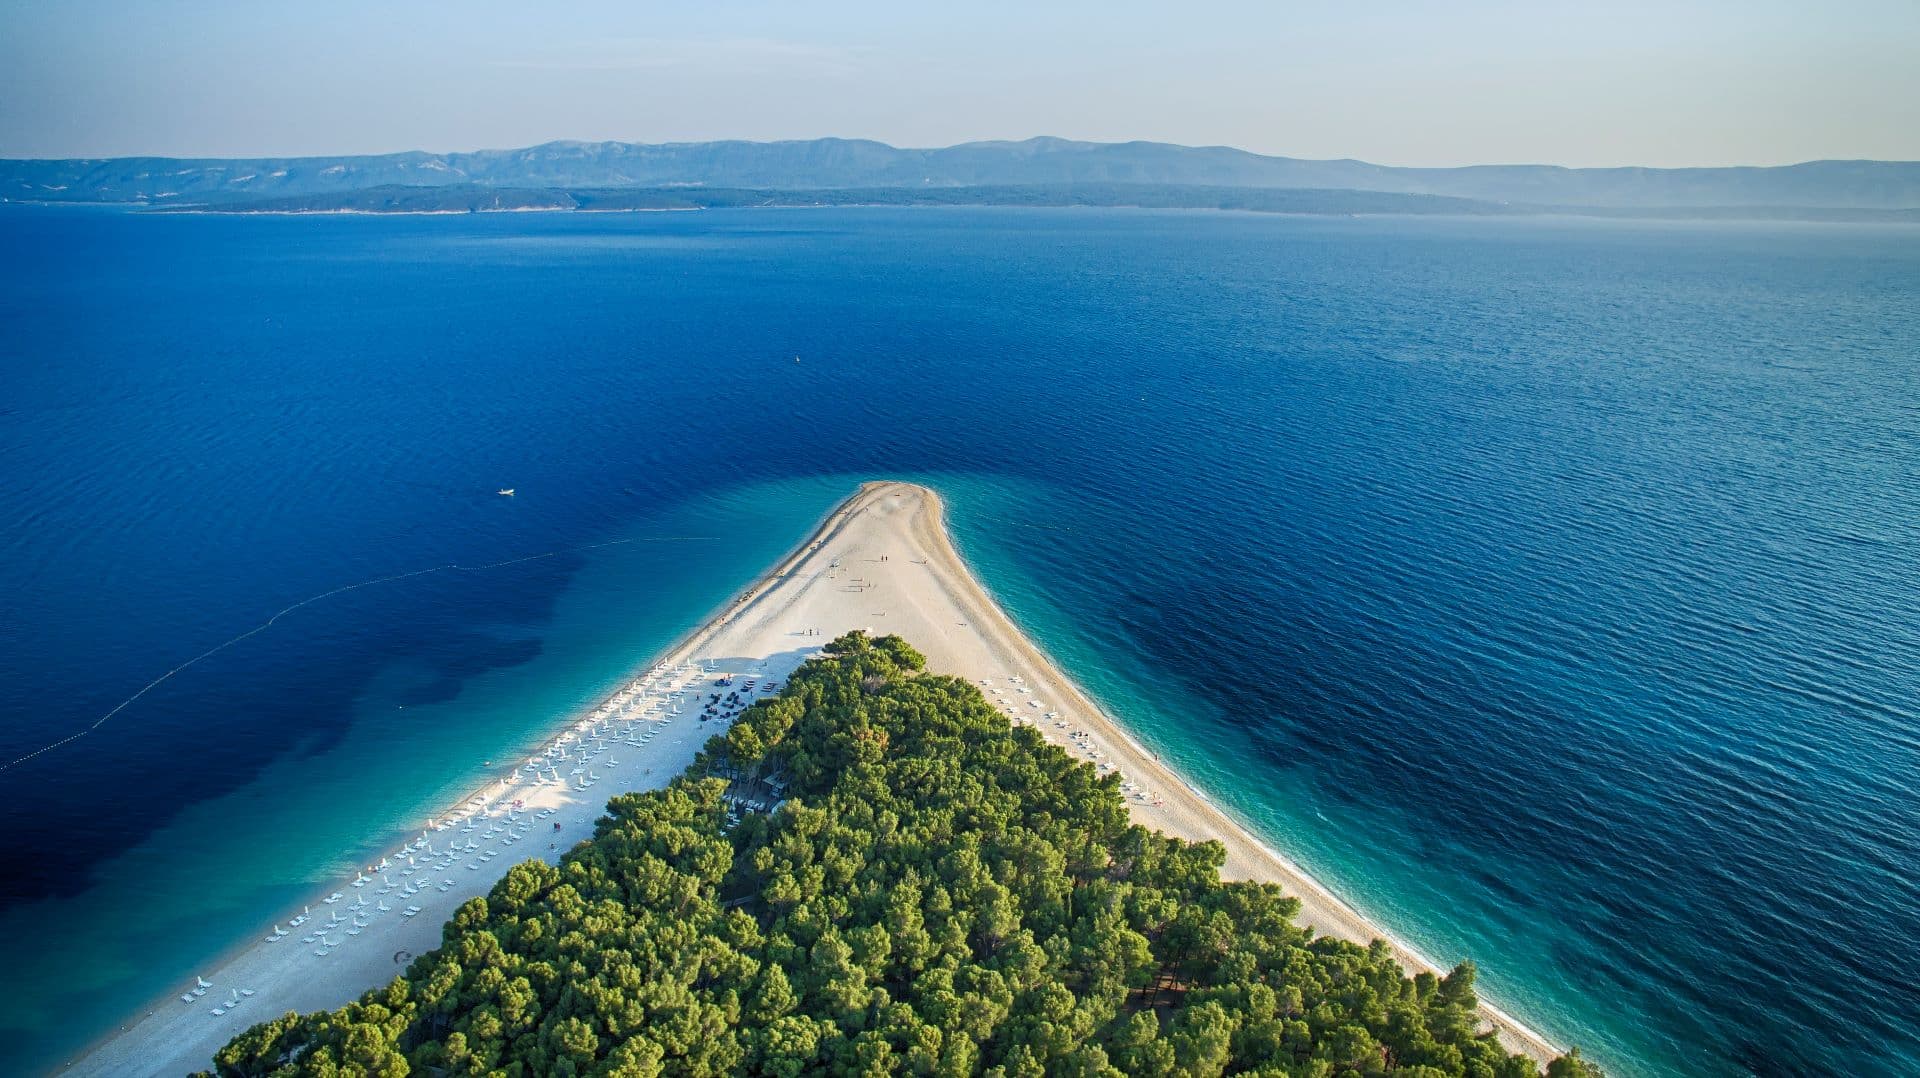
0, 534, 719, 774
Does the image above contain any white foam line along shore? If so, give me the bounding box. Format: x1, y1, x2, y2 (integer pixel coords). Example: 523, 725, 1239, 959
74, 481, 1560, 1075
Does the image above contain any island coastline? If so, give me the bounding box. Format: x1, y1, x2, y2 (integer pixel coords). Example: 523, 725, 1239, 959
71, 481, 1565, 1075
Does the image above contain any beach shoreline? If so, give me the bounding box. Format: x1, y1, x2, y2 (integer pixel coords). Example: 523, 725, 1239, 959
72, 481, 1563, 1074
64, 487, 865, 1074
902, 489, 1563, 1062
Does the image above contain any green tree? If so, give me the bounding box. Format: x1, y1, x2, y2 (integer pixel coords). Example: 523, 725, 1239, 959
205, 637, 1594, 1078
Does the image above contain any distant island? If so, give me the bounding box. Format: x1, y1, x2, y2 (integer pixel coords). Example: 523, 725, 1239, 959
5, 137, 1917, 222
158, 183, 1524, 219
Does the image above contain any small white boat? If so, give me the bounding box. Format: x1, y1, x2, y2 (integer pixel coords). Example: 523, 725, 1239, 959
497, 488, 515, 496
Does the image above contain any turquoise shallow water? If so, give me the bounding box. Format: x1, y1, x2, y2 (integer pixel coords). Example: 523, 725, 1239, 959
0, 476, 857, 1067
1, 207, 1917, 1075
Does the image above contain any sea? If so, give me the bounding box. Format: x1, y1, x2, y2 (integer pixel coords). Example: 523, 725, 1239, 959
1, 205, 1916, 1076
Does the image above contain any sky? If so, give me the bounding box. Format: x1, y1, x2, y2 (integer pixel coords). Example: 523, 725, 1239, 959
2, 0, 1916, 167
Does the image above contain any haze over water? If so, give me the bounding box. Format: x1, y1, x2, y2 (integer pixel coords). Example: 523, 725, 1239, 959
1, 206, 1916, 1076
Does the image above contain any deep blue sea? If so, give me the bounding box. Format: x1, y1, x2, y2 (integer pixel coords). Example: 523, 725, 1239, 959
1, 206, 1916, 1076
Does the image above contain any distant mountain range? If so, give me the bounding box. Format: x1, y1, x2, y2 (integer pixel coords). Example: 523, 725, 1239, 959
5, 137, 1918, 215
156, 183, 1521, 218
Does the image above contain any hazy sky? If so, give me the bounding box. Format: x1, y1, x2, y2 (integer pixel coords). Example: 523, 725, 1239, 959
3, 0, 1916, 167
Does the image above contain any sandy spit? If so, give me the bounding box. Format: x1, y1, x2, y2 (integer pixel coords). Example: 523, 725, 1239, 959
72, 481, 1559, 1075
